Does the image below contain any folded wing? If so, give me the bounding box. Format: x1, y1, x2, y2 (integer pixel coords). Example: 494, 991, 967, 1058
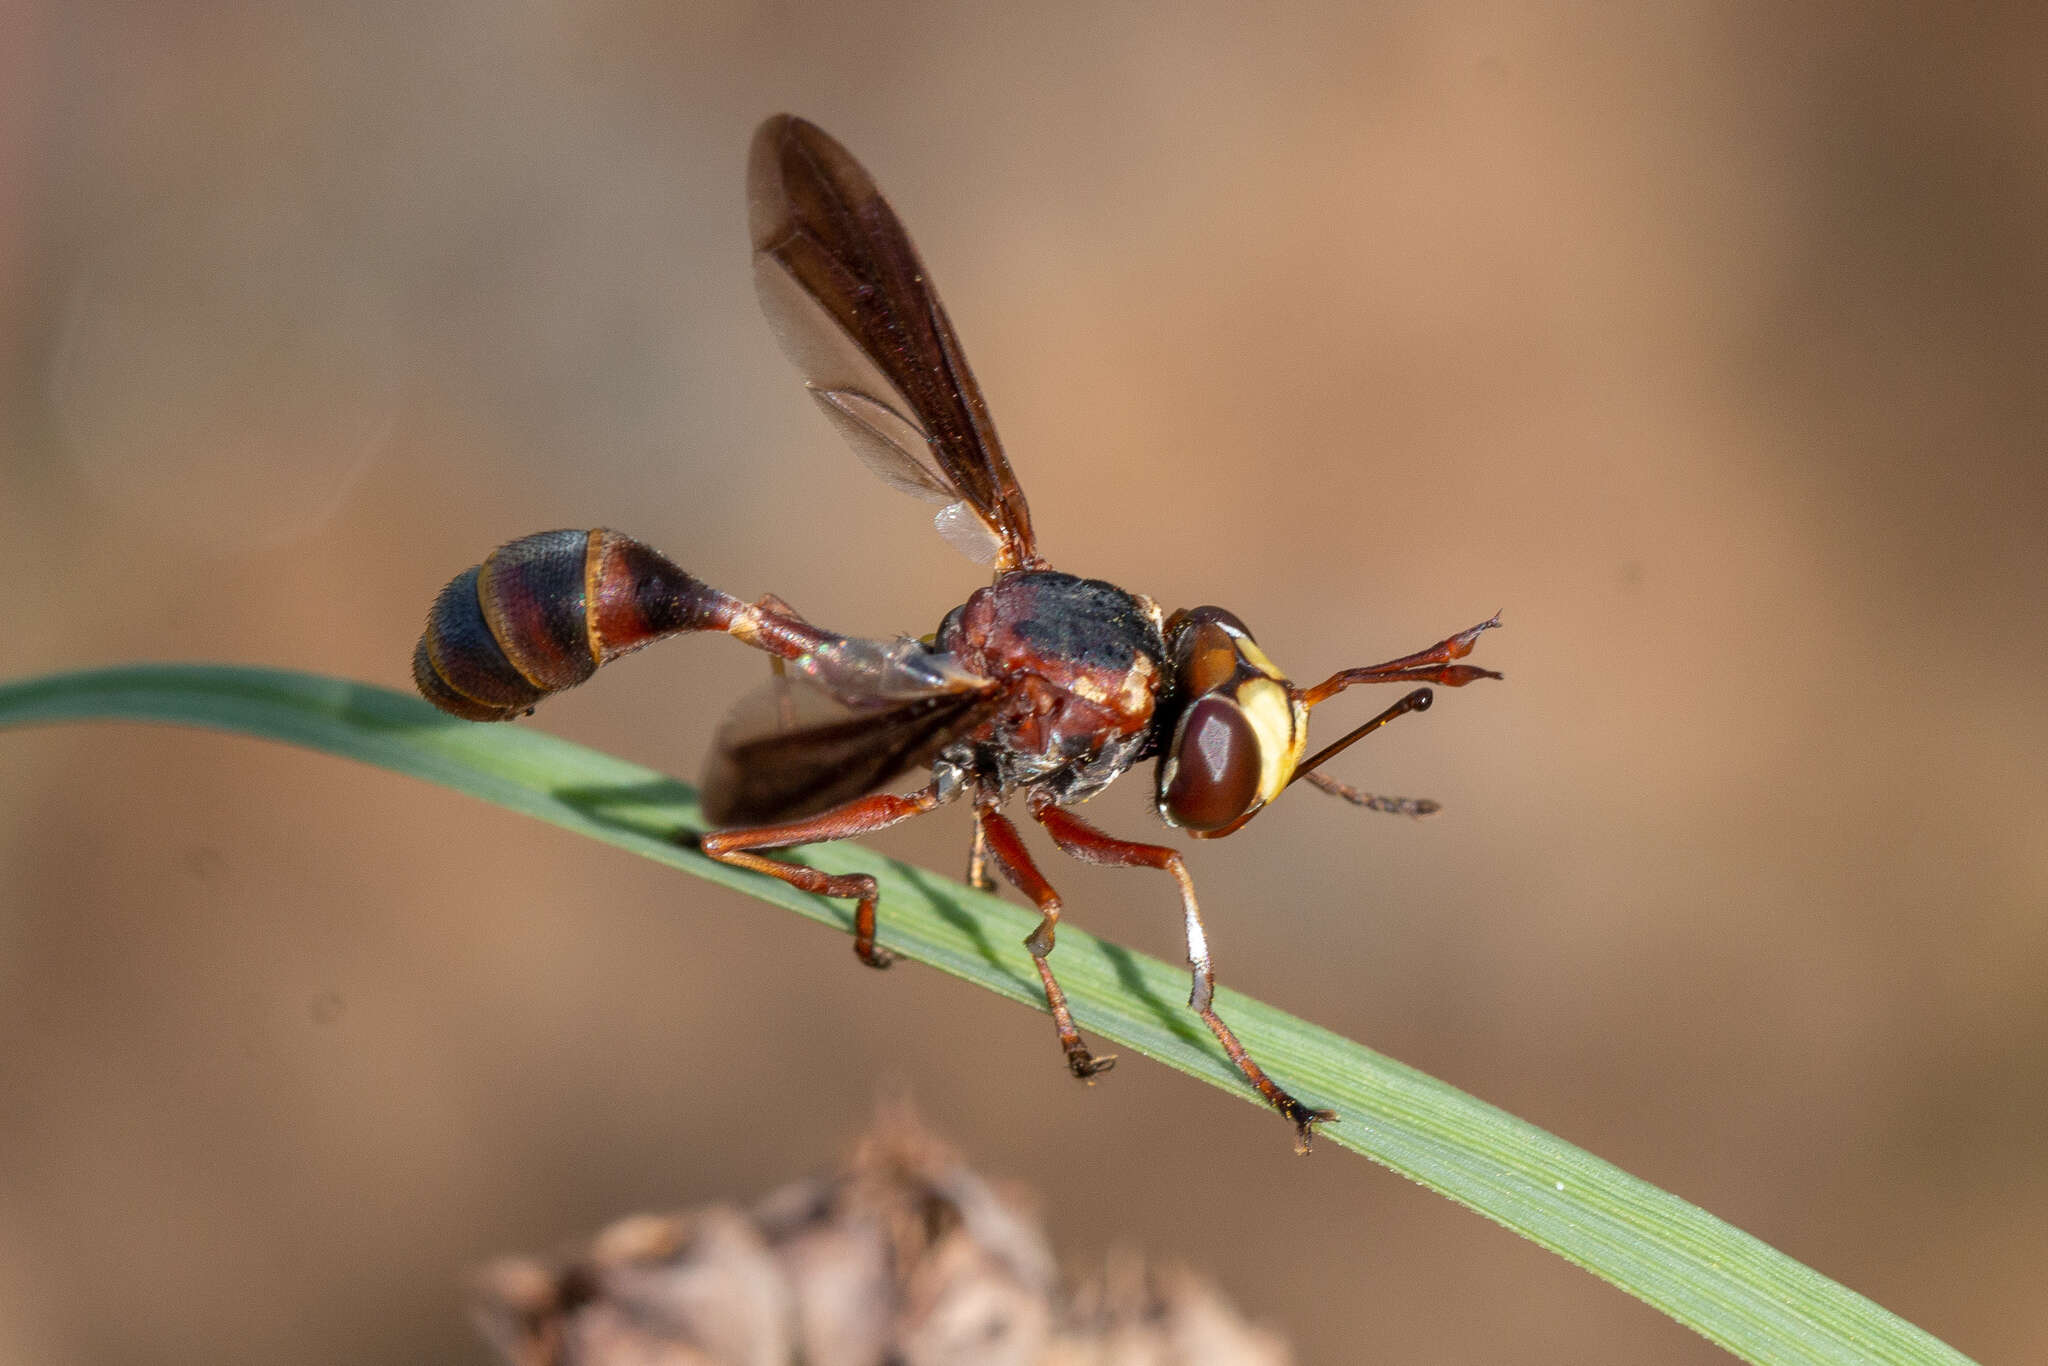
702, 669, 992, 826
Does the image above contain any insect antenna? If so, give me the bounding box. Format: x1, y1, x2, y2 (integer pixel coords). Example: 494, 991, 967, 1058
1287, 687, 1436, 792
1299, 770, 1441, 818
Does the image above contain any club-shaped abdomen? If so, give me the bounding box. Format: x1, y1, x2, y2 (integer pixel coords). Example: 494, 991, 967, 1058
413, 529, 731, 721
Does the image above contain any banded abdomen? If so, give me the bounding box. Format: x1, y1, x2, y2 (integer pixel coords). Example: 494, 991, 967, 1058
413, 529, 738, 721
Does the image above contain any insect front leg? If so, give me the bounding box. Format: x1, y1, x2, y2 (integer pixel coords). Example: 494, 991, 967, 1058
1297, 614, 1504, 706
1030, 794, 1334, 1153
699, 784, 947, 967
975, 803, 1114, 1080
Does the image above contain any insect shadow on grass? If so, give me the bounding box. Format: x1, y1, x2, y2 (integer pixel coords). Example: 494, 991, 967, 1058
892, 861, 1024, 985
897, 859, 1214, 1054
550, 777, 709, 846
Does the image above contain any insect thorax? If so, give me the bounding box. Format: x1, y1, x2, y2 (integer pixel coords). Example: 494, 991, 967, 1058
933, 570, 1168, 803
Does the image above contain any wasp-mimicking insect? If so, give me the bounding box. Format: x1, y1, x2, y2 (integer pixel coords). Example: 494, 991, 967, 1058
414, 116, 1501, 1151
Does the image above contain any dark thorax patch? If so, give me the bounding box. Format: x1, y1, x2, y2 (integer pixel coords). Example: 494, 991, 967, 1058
996, 572, 1165, 675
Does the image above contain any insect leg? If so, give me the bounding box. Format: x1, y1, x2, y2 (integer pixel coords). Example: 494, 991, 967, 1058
963, 821, 996, 892
975, 804, 1114, 1080
1298, 771, 1439, 818
699, 783, 947, 967
1297, 613, 1504, 706
1030, 795, 1334, 1153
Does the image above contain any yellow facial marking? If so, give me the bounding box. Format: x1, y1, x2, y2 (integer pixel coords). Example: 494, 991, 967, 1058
1234, 634, 1288, 684
1235, 676, 1302, 807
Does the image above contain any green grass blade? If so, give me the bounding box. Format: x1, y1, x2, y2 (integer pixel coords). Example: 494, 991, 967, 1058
0, 664, 1974, 1366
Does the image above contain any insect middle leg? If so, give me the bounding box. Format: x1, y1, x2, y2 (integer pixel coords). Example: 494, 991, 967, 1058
699, 783, 946, 967
1029, 793, 1334, 1153
975, 803, 1114, 1080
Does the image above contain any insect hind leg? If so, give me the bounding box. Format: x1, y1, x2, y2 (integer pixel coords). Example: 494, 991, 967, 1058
698, 783, 947, 967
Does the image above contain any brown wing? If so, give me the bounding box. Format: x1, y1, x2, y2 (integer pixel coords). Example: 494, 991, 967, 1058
749, 114, 1039, 571
701, 671, 991, 826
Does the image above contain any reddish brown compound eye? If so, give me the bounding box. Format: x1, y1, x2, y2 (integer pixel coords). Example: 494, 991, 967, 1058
1159, 695, 1263, 832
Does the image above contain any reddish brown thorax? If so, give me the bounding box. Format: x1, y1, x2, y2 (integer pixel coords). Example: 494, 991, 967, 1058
936, 570, 1165, 779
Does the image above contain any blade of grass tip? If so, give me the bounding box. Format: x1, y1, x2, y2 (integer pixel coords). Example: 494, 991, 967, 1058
0, 663, 1979, 1366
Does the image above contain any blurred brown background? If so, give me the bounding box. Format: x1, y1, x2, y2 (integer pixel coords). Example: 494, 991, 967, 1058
3, 4, 2045, 1363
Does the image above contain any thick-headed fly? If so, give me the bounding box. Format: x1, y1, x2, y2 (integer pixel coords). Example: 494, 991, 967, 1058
414, 116, 1501, 1151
